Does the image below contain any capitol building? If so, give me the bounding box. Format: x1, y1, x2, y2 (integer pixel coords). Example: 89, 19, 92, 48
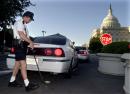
92, 5, 130, 42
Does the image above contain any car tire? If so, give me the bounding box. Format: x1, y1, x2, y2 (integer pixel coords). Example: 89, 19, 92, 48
74, 61, 79, 70
64, 58, 73, 79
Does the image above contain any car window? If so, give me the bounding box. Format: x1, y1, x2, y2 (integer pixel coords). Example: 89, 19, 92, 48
75, 47, 86, 51
34, 34, 67, 45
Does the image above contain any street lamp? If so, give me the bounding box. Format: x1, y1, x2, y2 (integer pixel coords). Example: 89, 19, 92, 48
42, 30, 46, 37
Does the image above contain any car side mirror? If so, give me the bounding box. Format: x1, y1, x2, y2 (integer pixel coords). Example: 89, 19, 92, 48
72, 42, 75, 45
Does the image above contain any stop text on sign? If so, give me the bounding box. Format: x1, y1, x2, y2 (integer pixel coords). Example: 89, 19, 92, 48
100, 33, 112, 45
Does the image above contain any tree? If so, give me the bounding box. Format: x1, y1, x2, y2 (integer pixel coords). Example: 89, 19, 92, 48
0, 0, 33, 52
89, 37, 103, 53
0, 0, 33, 30
0, 28, 14, 52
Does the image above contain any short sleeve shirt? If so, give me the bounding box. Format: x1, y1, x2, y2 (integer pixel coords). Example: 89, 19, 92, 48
13, 19, 29, 39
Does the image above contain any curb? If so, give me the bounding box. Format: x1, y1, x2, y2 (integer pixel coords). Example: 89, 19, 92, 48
0, 70, 12, 76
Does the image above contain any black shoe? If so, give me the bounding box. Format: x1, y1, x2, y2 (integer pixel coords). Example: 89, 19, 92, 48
8, 80, 23, 87
25, 82, 39, 92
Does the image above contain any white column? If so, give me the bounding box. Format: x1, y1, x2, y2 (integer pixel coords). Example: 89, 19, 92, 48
122, 54, 130, 94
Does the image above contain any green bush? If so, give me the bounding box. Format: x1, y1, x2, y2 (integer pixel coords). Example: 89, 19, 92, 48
89, 37, 103, 53
101, 41, 130, 54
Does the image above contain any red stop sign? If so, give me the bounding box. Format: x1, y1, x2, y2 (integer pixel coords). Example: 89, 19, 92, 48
100, 33, 112, 45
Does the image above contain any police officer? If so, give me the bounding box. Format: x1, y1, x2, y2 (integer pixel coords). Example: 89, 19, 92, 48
8, 11, 39, 91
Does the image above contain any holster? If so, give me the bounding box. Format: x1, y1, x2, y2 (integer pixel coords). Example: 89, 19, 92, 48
12, 39, 29, 48
12, 39, 19, 47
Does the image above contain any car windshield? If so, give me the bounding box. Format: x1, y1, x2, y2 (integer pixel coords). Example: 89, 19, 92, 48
75, 47, 86, 51
34, 34, 67, 45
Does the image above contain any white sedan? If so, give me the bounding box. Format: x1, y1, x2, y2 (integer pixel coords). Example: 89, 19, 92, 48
75, 46, 89, 61
7, 34, 78, 77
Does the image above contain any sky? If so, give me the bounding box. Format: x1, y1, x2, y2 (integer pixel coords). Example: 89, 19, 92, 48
22, 0, 130, 46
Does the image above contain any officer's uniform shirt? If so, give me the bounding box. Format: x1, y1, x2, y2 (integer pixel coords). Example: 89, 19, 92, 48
13, 19, 29, 40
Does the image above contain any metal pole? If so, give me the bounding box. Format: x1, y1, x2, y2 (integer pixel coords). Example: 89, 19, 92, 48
42, 30, 46, 37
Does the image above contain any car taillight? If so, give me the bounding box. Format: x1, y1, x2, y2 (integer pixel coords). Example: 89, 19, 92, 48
44, 48, 65, 57
80, 51, 87, 56
44, 49, 52, 56
11, 47, 15, 54
54, 48, 63, 56
27, 48, 65, 57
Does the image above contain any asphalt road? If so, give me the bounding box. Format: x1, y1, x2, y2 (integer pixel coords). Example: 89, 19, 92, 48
0, 54, 125, 94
